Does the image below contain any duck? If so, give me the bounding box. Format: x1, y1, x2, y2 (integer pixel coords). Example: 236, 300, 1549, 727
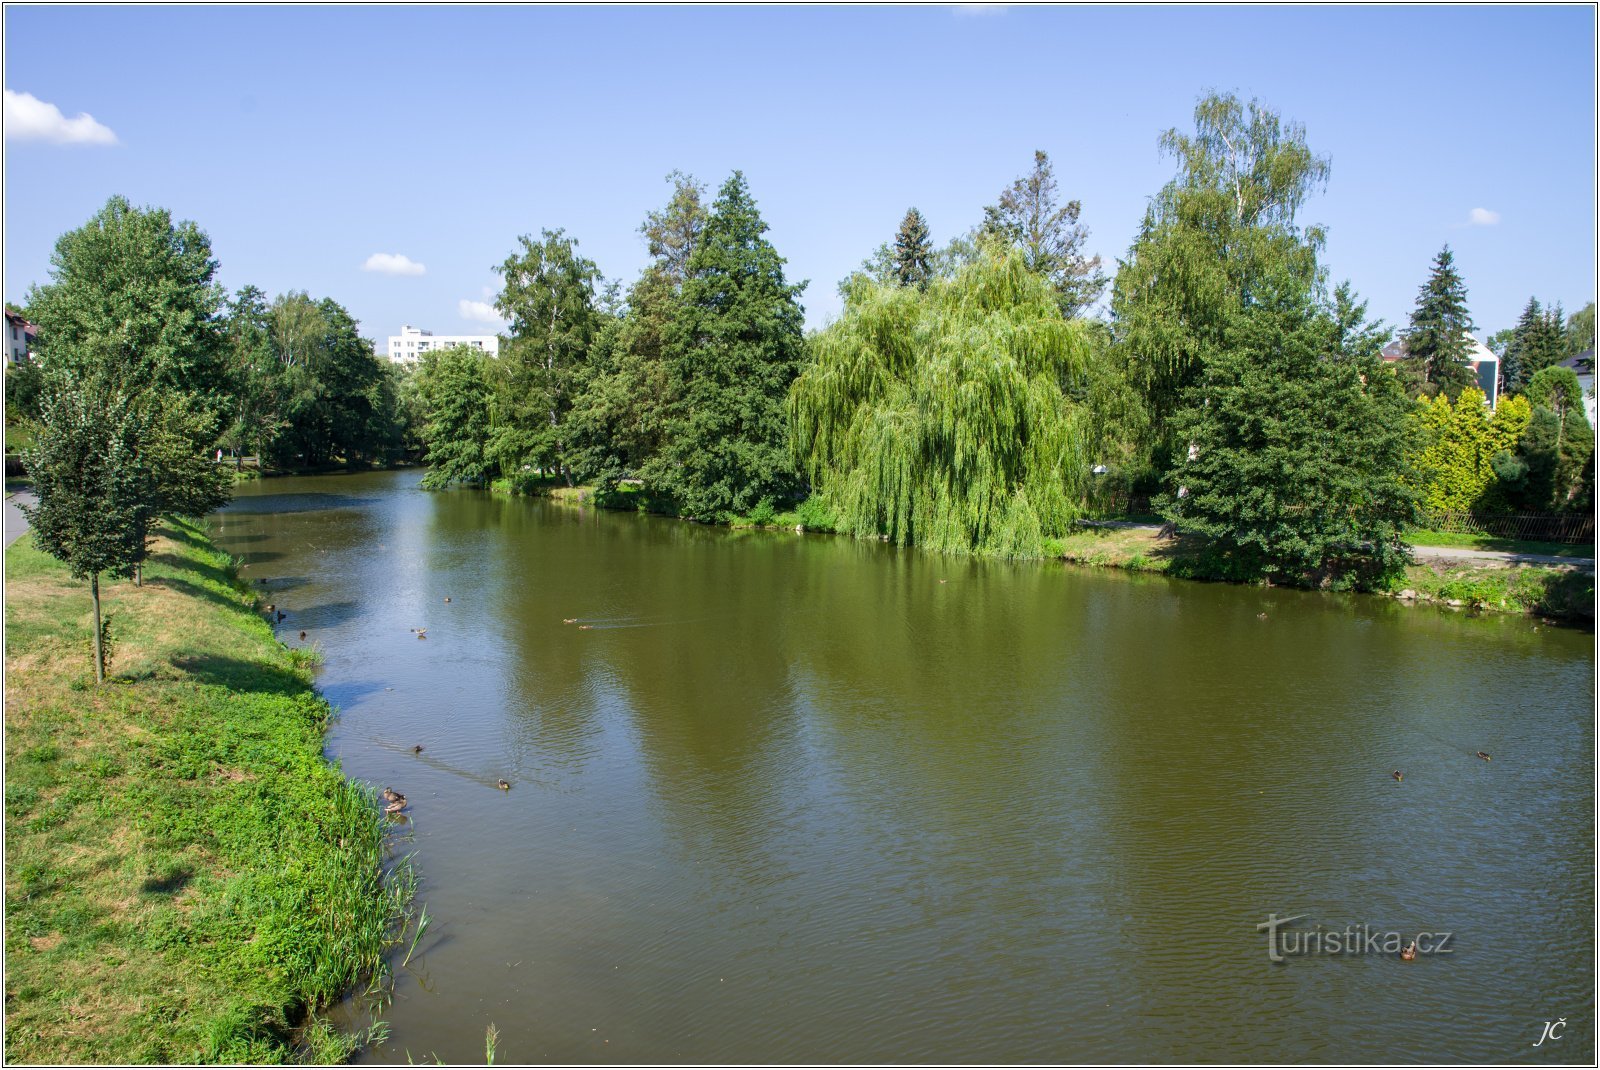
1391, 770, 1403, 782
1400, 940, 1417, 962
578, 624, 593, 630
265, 603, 276, 614
411, 744, 424, 754
381, 787, 405, 805
497, 779, 511, 791
277, 611, 286, 622
1476, 751, 1492, 761
417, 629, 427, 639
384, 799, 407, 815
1257, 612, 1268, 621
562, 618, 578, 625
298, 630, 307, 641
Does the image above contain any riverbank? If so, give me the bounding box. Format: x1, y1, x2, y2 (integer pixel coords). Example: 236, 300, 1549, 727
1054, 523, 1595, 622
501, 477, 1593, 622
4, 519, 405, 1062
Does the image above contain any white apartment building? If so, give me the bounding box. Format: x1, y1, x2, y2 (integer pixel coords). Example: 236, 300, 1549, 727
386, 324, 500, 364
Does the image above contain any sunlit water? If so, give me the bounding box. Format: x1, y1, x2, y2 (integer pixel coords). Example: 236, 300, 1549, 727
211, 469, 1595, 1063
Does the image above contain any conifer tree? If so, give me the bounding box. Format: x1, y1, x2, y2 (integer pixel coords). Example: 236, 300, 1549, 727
1402, 246, 1475, 399
892, 208, 934, 289
647, 172, 807, 519
981, 151, 1106, 316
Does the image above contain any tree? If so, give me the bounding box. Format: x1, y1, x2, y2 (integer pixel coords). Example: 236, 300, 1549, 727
1402, 246, 1475, 399
646, 172, 808, 519
19, 371, 152, 683
1409, 388, 1531, 513
414, 345, 495, 488
980, 151, 1106, 317
891, 208, 935, 289
1565, 301, 1595, 357
492, 229, 602, 482
26, 195, 226, 412
791, 249, 1092, 556
131, 396, 233, 584
220, 285, 287, 464
1520, 366, 1595, 510
1164, 272, 1419, 586
1111, 94, 1331, 473
568, 176, 709, 492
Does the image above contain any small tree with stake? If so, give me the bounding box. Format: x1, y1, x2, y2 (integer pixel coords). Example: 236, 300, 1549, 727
20, 372, 152, 683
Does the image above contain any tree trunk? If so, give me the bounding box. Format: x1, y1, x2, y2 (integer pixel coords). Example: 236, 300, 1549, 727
90, 573, 104, 685
135, 562, 143, 587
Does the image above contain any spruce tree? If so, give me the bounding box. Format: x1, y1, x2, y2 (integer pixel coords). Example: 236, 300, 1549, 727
647, 172, 807, 519
1402, 246, 1475, 399
1167, 272, 1418, 585
981, 150, 1106, 316
892, 208, 934, 289
1501, 296, 1542, 395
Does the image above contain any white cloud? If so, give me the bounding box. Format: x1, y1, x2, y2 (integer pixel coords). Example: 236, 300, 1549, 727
3, 89, 118, 145
1468, 207, 1500, 226
459, 299, 505, 325
363, 252, 426, 276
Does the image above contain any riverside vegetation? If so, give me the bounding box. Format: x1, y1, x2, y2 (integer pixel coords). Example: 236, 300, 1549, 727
4, 518, 417, 1062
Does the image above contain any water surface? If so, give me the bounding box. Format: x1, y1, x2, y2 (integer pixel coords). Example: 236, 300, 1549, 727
212, 469, 1595, 1063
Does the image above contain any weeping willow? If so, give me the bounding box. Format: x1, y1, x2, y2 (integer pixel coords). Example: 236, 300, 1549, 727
790, 250, 1093, 557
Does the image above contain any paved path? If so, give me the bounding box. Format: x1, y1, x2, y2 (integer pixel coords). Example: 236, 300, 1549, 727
1076, 519, 1595, 571
4, 490, 34, 548
1409, 543, 1594, 569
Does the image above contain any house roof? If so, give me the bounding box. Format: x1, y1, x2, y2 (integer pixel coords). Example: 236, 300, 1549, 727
1380, 332, 1496, 363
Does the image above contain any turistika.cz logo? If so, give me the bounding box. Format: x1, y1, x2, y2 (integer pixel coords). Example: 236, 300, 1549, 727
1257, 913, 1454, 964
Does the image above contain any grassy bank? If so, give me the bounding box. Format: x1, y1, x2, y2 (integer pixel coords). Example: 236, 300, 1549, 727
4, 519, 407, 1062
1053, 523, 1595, 622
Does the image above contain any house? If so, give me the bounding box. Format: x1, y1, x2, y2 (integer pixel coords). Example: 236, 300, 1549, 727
5, 307, 36, 365
1557, 348, 1596, 425
386, 324, 500, 364
1380, 332, 1498, 407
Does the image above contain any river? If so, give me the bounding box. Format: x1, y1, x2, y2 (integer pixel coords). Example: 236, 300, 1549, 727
211, 468, 1595, 1063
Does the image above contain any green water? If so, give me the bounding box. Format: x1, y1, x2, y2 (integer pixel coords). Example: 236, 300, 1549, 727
212, 469, 1595, 1063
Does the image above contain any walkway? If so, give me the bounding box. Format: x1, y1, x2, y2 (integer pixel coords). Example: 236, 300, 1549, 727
4, 490, 34, 548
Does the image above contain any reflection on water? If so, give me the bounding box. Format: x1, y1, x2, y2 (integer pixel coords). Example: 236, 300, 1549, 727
212, 469, 1595, 1063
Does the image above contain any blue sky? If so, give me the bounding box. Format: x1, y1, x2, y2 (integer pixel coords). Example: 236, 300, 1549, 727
4, 4, 1595, 350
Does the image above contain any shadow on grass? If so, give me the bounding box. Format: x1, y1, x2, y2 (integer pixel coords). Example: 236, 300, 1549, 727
140, 867, 193, 896
171, 652, 307, 697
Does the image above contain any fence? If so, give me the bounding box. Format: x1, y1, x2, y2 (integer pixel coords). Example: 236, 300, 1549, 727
1418, 510, 1595, 544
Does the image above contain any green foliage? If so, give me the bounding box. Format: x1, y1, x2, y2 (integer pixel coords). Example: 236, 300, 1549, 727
1565, 300, 1595, 357
1401, 246, 1475, 399
1519, 366, 1594, 510
26, 195, 227, 414
1500, 296, 1568, 394
979, 150, 1106, 317
791, 249, 1092, 557
415, 345, 495, 488
5, 356, 44, 427
1111, 93, 1330, 464
646, 172, 808, 519
20, 372, 152, 679
1163, 273, 1420, 586
565, 176, 707, 492
1407, 389, 1530, 512
491, 229, 603, 481
892, 207, 935, 290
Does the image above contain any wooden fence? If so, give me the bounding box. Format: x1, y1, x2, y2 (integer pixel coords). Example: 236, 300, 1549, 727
1418, 510, 1595, 544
